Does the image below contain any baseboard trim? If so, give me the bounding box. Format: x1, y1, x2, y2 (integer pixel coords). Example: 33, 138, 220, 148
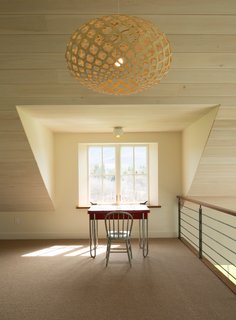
0, 231, 178, 240
0, 232, 89, 240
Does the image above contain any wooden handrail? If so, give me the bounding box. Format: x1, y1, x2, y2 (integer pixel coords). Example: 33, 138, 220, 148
177, 195, 236, 217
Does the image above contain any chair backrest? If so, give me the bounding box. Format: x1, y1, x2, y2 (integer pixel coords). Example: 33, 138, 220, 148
105, 211, 133, 239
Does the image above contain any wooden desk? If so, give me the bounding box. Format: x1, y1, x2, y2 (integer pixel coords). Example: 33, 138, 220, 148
88, 204, 150, 258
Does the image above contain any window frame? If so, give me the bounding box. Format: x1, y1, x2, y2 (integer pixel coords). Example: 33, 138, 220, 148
78, 142, 158, 207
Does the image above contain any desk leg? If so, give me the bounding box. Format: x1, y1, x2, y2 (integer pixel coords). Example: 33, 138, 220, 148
89, 216, 98, 258
139, 220, 143, 249
139, 214, 149, 257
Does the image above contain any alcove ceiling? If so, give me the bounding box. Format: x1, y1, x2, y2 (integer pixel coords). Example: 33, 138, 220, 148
18, 104, 216, 133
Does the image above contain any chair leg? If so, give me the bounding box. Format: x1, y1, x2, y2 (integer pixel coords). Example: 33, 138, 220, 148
126, 240, 132, 267
128, 239, 132, 259
106, 240, 111, 267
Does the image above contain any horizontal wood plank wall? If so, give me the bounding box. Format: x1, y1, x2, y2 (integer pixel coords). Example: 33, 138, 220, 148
0, 0, 235, 14
1, 35, 236, 53
0, 0, 236, 210
188, 107, 236, 197
0, 15, 236, 34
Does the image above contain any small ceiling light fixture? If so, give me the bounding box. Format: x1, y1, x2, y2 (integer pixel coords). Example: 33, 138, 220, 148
113, 126, 123, 138
65, 14, 172, 95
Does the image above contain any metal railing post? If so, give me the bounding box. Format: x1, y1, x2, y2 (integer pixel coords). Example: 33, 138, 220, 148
199, 205, 202, 259
178, 197, 181, 239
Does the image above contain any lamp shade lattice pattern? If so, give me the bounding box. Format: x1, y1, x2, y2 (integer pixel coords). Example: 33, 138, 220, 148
65, 15, 172, 95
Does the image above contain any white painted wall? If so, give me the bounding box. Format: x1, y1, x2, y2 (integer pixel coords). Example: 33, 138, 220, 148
182, 107, 218, 195
0, 132, 181, 239
17, 106, 55, 202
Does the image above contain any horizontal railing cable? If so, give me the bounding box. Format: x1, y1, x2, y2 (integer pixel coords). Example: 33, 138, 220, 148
181, 231, 198, 248
202, 231, 236, 255
181, 217, 199, 231
202, 241, 236, 268
181, 210, 199, 222
202, 250, 236, 281
180, 224, 198, 240
181, 205, 199, 214
202, 223, 236, 242
203, 213, 236, 229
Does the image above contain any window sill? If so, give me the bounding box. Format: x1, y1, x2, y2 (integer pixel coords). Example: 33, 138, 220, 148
76, 204, 162, 209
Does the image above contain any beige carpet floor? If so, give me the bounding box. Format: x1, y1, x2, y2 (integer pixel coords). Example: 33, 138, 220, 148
0, 238, 235, 320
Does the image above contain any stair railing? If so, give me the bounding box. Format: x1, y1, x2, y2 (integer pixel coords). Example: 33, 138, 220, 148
177, 195, 236, 294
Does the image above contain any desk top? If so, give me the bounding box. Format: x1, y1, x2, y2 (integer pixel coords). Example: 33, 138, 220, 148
88, 204, 150, 218
88, 204, 149, 212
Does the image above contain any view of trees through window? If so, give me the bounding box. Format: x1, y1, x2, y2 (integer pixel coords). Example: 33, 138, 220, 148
88, 145, 148, 204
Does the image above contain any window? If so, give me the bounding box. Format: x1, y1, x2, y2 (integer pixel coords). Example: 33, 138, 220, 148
78, 143, 158, 206
88, 145, 148, 204
120, 145, 148, 203
88, 146, 116, 203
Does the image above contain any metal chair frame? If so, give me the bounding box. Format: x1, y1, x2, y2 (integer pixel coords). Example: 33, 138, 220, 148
105, 211, 133, 267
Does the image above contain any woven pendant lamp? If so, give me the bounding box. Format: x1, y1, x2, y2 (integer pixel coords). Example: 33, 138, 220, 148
65, 14, 172, 95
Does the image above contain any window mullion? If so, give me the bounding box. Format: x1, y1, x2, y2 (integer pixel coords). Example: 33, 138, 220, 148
101, 146, 104, 203
116, 145, 120, 204
133, 146, 135, 202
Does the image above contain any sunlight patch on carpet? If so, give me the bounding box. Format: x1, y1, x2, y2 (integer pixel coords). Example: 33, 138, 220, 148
21, 244, 109, 257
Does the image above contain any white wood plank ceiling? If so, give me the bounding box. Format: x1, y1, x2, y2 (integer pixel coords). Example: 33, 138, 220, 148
0, 0, 236, 211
